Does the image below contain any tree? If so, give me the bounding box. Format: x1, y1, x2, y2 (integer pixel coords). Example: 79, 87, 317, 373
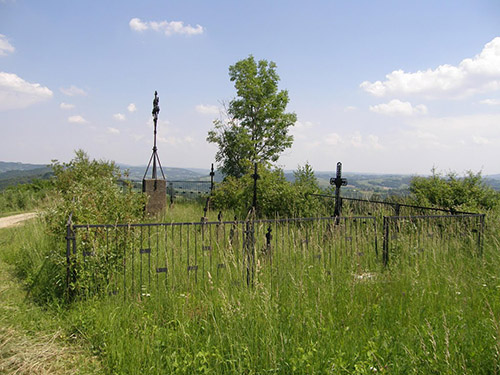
207, 55, 297, 177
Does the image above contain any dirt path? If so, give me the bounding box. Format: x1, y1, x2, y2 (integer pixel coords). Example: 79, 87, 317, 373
0, 212, 38, 229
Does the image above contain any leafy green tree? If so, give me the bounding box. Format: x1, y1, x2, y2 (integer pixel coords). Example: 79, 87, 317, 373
207, 55, 297, 177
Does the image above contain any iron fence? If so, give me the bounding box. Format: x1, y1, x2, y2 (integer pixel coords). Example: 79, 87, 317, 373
65, 212, 486, 300
66, 215, 378, 299
167, 180, 212, 203
382, 213, 485, 266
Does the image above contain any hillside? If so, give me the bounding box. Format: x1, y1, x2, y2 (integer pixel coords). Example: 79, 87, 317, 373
0, 166, 53, 190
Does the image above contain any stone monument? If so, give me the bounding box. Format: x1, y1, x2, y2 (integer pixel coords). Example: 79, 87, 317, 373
142, 91, 167, 215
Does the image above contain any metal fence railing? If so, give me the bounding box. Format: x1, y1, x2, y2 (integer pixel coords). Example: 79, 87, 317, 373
65, 212, 485, 300
382, 213, 485, 266
65, 216, 378, 299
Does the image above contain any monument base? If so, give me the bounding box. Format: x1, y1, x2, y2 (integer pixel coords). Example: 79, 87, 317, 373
142, 179, 167, 215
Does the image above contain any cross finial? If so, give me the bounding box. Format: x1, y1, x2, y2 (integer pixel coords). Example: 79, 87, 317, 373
152, 91, 160, 122
330, 161, 347, 218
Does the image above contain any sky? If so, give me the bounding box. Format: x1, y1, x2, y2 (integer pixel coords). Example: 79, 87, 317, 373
1, 0, 500, 175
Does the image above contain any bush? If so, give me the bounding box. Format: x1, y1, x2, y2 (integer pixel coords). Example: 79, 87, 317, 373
410, 169, 500, 212
45, 150, 146, 236
211, 163, 323, 218
0, 179, 54, 214
26, 150, 147, 302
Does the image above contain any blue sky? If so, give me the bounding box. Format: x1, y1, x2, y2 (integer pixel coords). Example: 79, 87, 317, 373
1, 0, 499, 174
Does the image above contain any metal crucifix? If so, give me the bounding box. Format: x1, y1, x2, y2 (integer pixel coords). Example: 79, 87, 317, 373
330, 162, 347, 217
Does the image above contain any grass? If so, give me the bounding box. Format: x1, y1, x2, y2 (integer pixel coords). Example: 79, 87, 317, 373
0, 223, 102, 374
2, 204, 500, 374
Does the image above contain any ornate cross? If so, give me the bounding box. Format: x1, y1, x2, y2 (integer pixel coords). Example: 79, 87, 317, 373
143, 91, 165, 181
330, 162, 347, 217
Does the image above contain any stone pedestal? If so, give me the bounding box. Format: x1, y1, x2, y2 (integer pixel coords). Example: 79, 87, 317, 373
143, 179, 167, 215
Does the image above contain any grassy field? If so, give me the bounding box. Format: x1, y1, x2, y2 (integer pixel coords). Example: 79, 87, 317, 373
1, 206, 500, 374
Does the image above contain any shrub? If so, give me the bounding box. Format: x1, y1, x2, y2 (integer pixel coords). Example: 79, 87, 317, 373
410, 169, 500, 212
27, 150, 147, 302
211, 163, 323, 218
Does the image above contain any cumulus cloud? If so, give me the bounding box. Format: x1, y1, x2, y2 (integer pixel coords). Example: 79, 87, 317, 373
113, 113, 126, 121
107, 127, 120, 134
0, 34, 15, 56
0, 72, 53, 110
127, 103, 137, 112
60, 102, 74, 110
68, 115, 87, 124
361, 37, 500, 99
370, 99, 428, 116
60, 85, 87, 97
129, 17, 204, 36
195, 104, 219, 115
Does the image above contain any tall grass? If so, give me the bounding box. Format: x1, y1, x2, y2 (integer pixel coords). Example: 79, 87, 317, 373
4, 203, 500, 374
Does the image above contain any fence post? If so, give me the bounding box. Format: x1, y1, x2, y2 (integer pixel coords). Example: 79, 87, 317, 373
210, 163, 215, 194
382, 216, 389, 266
478, 214, 485, 256
252, 163, 259, 215
65, 212, 74, 299
169, 182, 174, 205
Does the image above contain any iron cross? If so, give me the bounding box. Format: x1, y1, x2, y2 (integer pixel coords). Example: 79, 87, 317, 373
330, 162, 347, 217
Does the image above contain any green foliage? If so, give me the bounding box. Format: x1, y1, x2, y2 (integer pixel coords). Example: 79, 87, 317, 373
20, 150, 147, 302
46, 150, 146, 235
211, 163, 323, 218
0, 178, 54, 214
207, 55, 297, 177
410, 168, 500, 211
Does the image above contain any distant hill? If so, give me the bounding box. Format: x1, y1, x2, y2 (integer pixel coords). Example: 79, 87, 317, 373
2, 161, 499, 193
0, 161, 48, 173
118, 165, 216, 181
0, 166, 53, 190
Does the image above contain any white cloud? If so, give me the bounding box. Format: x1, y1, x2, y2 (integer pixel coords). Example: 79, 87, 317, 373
158, 135, 194, 145
294, 121, 314, 129
129, 18, 148, 32
344, 106, 357, 112
370, 99, 428, 116
129, 17, 204, 36
479, 98, 500, 106
0, 34, 15, 56
107, 127, 120, 135
0, 72, 53, 111
68, 115, 87, 124
361, 37, 500, 99
127, 103, 137, 112
113, 113, 126, 121
325, 132, 341, 145
472, 136, 491, 145
322, 131, 383, 150
60, 102, 75, 110
60, 85, 87, 97
367, 135, 383, 150
195, 104, 219, 115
